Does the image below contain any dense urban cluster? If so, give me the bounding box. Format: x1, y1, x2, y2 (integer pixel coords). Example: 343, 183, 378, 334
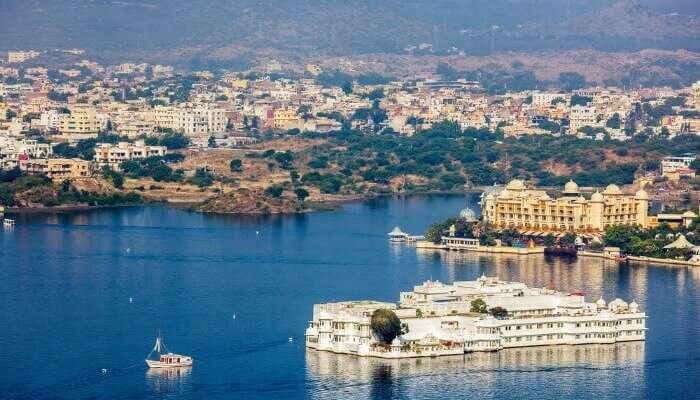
1, 49, 700, 210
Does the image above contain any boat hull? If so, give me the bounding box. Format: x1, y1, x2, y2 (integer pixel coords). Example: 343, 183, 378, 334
146, 359, 193, 368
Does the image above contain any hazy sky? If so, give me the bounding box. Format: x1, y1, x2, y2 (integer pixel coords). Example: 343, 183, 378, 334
642, 0, 700, 14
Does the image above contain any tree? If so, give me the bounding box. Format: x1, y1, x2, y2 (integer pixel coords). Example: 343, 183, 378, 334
543, 234, 556, 247
289, 170, 300, 184
470, 298, 488, 313
570, 95, 592, 107
425, 220, 451, 244
208, 136, 217, 148
230, 159, 242, 172
187, 168, 214, 187
341, 81, 353, 95
561, 232, 577, 246
294, 187, 309, 201
490, 306, 508, 319
606, 113, 621, 130
558, 72, 586, 91
264, 185, 284, 198
370, 309, 403, 344
159, 132, 190, 150
273, 151, 294, 169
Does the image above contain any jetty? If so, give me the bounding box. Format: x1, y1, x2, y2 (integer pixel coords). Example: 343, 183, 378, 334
416, 237, 545, 255
387, 226, 424, 243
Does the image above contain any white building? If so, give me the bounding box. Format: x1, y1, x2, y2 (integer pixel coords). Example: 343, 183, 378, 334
148, 105, 227, 137
0, 138, 53, 169
93, 141, 167, 169
531, 92, 565, 108
569, 105, 597, 133
661, 154, 696, 174
305, 276, 646, 358
7, 50, 41, 63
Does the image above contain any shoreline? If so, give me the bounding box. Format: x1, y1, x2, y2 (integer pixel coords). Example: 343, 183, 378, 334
3, 189, 477, 215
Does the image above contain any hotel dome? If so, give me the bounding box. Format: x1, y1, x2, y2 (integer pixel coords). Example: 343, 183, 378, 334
563, 180, 580, 195
603, 184, 622, 195
505, 179, 526, 191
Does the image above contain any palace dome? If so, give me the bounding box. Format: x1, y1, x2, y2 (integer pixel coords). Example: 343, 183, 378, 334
459, 208, 477, 222
629, 300, 639, 313
591, 191, 604, 202
603, 184, 622, 195
505, 179, 526, 191
596, 297, 607, 308
563, 179, 579, 194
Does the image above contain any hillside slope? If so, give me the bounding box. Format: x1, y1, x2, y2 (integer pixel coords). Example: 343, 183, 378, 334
0, 0, 698, 65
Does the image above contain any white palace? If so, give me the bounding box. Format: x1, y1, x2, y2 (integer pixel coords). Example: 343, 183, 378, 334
305, 276, 646, 358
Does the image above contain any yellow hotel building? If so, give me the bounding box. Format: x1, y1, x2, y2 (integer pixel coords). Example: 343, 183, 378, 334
481, 180, 649, 234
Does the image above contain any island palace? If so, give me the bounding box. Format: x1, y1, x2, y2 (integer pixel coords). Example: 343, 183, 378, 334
305, 276, 646, 358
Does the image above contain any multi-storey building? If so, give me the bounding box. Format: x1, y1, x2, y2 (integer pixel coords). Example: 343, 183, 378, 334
7, 50, 41, 63
569, 105, 597, 133
661, 154, 696, 174
148, 105, 226, 137
0, 138, 53, 169
692, 81, 700, 112
59, 105, 101, 140
480, 180, 649, 233
531, 92, 565, 108
273, 108, 302, 130
93, 141, 167, 169
305, 276, 646, 359
19, 158, 92, 180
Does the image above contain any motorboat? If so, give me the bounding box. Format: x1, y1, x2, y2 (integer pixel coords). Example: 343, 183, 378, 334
145, 334, 193, 368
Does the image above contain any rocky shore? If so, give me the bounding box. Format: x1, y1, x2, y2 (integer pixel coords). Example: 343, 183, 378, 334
193, 189, 306, 215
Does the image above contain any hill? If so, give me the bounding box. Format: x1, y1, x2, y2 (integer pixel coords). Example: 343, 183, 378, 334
0, 0, 698, 66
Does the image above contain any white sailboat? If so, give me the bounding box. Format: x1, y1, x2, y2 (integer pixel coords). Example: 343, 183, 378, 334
145, 334, 193, 368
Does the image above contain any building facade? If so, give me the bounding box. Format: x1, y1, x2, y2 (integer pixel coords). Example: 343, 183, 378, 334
93, 141, 167, 169
19, 158, 92, 180
59, 105, 101, 140
8, 50, 41, 63
305, 276, 646, 358
480, 180, 649, 233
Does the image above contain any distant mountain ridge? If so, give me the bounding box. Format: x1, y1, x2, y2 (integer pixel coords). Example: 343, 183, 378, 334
0, 0, 697, 64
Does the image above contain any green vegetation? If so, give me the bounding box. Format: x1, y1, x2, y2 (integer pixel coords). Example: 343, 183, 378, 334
120, 154, 185, 182
187, 168, 215, 187
296, 121, 700, 195
558, 72, 586, 91
102, 166, 124, 189
0, 170, 51, 206
230, 159, 243, 172
300, 172, 343, 194
0, 168, 141, 208
601, 223, 699, 260
370, 309, 403, 344
144, 132, 190, 149
264, 184, 284, 198
53, 133, 131, 161
294, 187, 309, 201
490, 306, 508, 319
470, 298, 488, 313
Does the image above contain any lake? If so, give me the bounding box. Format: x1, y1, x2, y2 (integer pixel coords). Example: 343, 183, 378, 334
1, 194, 699, 399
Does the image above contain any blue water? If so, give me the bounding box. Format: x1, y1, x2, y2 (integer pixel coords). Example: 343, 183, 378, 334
1, 194, 699, 399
